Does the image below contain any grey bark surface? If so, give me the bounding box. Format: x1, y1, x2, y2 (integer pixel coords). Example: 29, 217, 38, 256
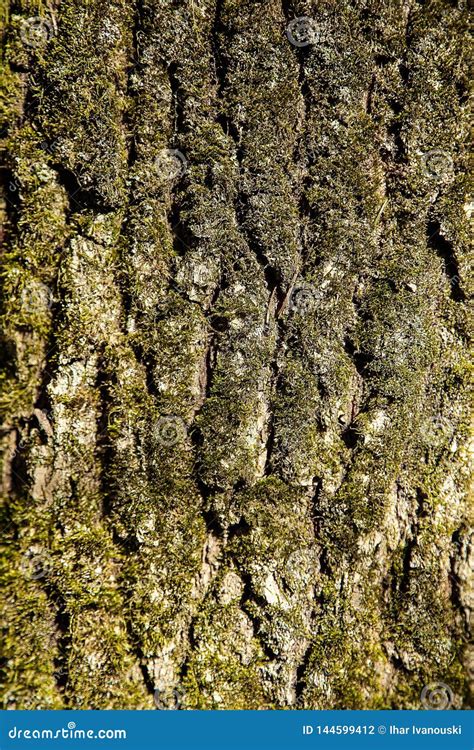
0, 0, 472, 709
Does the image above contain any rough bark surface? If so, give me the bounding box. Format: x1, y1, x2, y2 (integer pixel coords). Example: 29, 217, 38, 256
0, 0, 472, 709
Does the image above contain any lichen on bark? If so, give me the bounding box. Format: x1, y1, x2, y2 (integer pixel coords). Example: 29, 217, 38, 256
0, 0, 472, 709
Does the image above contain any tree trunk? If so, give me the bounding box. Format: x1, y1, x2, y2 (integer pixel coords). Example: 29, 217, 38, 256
1, 0, 471, 710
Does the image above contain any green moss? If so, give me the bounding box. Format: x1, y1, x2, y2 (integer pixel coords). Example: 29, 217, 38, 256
1, 0, 470, 710
184, 593, 272, 709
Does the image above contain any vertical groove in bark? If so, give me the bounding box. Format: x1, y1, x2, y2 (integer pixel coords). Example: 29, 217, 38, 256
1, 0, 472, 709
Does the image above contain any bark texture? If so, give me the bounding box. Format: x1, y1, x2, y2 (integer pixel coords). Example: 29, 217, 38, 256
0, 0, 472, 709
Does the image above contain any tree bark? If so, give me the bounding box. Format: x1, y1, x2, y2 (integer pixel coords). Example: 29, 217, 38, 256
1, 0, 472, 710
